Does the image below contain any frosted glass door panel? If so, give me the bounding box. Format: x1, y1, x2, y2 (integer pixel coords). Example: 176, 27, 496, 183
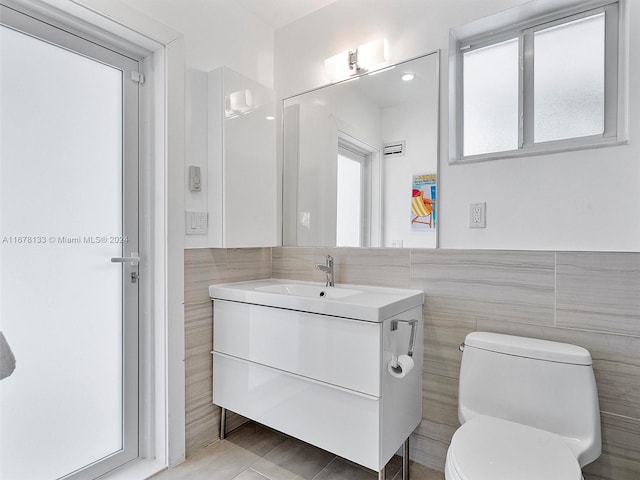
534, 14, 605, 143
463, 38, 519, 156
0, 24, 132, 480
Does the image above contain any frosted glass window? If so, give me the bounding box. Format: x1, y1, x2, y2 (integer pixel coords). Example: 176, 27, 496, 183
453, 3, 620, 162
336, 153, 362, 247
534, 13, 605, 143
463, 38, 519, 156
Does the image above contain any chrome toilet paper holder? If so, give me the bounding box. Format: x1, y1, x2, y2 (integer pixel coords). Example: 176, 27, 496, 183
390, 319, 418, 357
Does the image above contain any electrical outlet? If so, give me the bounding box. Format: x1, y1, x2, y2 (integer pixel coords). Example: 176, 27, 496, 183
470, 202, 486, 228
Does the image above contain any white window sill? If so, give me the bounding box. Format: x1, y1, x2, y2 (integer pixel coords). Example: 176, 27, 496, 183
450, 137, 628, 165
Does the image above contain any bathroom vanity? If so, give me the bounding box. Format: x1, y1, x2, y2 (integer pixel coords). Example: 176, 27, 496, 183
209, 279, 423, 478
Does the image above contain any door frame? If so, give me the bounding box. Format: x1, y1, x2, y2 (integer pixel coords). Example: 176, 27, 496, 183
1, 0, 186, 476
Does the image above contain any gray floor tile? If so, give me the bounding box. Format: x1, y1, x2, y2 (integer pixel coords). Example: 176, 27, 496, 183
391, 461, 444, 480
232, 468, 271, 480
384, 455, 404, 479
149, 422, 444, 480
150, 440, 260, 480
252, 437, 336, 480
227, 421, 289, 457
312, 457, 376, 480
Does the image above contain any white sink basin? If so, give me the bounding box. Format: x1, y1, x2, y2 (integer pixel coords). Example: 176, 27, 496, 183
209, 279, 423, 321
255, 283, 362, 299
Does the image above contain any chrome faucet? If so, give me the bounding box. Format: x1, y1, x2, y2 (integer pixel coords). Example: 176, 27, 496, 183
315, 254, 334, 287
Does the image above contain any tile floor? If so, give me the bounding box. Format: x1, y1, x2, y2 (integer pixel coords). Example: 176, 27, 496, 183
151, 422, 444, 480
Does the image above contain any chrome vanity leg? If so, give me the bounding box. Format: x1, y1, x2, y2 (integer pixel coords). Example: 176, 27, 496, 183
378, 466, 386, 480
402, 437, 410, 480
220, 407, 227, 440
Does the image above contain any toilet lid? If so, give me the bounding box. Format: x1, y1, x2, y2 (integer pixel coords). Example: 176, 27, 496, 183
449, 416, 582, 480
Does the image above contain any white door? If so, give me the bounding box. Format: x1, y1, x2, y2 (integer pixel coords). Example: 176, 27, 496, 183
336, 147, 364, 247
0, 5, 140, 479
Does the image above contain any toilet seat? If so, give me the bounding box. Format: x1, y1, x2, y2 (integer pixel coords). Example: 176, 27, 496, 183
446, 416, 583, 480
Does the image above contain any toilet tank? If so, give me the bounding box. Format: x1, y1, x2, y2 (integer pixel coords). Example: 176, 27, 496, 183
458, 332, 601, 467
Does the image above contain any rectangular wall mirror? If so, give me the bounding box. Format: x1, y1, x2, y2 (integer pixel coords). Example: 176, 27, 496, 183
282, 51, 440, 248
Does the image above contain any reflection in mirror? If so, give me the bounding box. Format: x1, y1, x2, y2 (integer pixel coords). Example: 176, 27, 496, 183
283, 52, 439, 248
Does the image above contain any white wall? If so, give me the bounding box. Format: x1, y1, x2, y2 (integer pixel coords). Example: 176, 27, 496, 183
184, 69, 209, 248
119, 0, 274, 85
275, 0, 640, 251
116, 0, 275, 248
382, 98, 438, 248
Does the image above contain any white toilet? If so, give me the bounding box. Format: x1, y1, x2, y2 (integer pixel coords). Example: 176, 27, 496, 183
444, 332, 602, 480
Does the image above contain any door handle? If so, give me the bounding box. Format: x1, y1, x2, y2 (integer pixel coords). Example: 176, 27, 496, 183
111, 253, 140, 265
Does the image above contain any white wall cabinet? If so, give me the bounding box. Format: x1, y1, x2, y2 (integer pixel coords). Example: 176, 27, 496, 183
207, 66, 277, 247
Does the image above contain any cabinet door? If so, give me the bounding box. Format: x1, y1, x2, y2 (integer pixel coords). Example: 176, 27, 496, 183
213, 353, 382, 470
214, 301, 381, 396
206, 66, 277, 247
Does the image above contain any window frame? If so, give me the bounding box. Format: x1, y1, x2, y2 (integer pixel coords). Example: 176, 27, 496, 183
451, 1, 624, 164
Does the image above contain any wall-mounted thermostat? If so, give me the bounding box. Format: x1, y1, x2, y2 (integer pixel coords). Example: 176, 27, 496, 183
189, 165, 201, 192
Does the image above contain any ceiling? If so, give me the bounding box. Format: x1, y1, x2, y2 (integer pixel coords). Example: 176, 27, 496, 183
234, 0, 338, 29
352, 53, 438, 109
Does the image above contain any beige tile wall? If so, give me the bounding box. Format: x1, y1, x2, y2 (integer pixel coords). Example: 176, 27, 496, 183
185, 247, 640, 480
272, 247, 640, 480
184, 248, 271, 455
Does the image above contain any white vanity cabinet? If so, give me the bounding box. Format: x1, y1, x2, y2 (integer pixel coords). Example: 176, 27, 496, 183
210, 279, 424, 474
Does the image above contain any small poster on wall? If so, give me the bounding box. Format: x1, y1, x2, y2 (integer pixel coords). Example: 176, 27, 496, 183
411, 174, 437, 231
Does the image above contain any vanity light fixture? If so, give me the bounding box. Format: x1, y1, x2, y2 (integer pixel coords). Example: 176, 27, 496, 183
401, 72, 415, 81
355, 38, 388, 71
324, 38, 389, 82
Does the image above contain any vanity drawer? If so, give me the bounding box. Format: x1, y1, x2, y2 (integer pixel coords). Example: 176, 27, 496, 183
213, 300, 381, 396
213, 352, 382, 470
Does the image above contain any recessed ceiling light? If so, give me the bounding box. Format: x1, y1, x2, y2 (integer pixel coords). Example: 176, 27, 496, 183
266, 116, 275, 120
402, 73, 415, 81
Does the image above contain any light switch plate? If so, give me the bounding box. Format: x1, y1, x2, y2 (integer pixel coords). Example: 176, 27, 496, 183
186, 211, 207, 234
